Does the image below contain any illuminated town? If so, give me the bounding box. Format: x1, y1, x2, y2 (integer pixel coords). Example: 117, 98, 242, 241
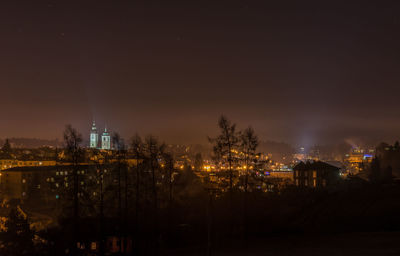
0, 121, 378, 198
1, 118, 398, 255
2, 1, 400, 255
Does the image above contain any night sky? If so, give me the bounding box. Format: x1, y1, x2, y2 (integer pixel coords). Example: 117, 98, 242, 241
1, 0, 400, 146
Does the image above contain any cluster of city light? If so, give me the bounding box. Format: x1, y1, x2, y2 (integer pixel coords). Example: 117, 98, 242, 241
203, 165, 213, 171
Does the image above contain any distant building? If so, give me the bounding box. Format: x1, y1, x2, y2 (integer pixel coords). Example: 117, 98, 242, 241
0, 165, 115, 202
293, 161, 341, 188
344, 147, 374, 175
0, 159, 56, 171
74, 236, 132, 255
293, 147, 307, 162
101, 127, 111, 150
0, 165, 93, 201
89, 121, 99, 149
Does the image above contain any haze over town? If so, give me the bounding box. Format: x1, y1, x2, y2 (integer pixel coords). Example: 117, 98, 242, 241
1, 1, 400, 146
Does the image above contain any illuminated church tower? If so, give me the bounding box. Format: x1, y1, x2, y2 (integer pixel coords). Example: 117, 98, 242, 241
89, 121, 98, 148
101, 127, 111, 150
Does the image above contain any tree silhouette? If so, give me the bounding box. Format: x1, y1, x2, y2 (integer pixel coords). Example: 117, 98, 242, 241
0, 206, 35, 256
1, 138, 12, 158
194, 153, 203, 171
368, 156, 381, 183
143, 135, 165, 255
112, 132, 129, 254
208, 115, 239, 236
2, 138, 11, 153
130, 133, 144, 254
208, 115, 239, 193
63, 124, 83, 255
239, 126, 259, 240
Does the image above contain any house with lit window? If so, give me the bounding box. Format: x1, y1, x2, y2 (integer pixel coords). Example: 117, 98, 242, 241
293, 161, 340, 188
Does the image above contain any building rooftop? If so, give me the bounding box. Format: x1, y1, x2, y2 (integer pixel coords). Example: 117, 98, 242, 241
293, 160, 341, 171
0, 165, 95, 173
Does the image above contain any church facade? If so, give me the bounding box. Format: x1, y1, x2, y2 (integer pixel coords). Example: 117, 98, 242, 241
89, 121, 111, 150
101, 127, 111, 150
89, 121, 98, 148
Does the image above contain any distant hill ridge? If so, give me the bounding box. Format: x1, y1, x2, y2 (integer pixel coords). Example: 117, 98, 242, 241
0, 138, 62, 148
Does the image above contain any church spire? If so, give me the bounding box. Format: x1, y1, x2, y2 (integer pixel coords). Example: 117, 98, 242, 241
89, 120, 98, 148
102, 124, 111, 150
91, 120, 97, 131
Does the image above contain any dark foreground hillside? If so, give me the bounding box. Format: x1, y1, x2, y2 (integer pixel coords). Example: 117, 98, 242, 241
166, 232, 400, 256
164, 181, 400, 255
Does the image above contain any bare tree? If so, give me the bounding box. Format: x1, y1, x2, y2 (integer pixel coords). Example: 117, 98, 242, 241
239, 126, 259, 241
112, 132, 128, 254
163, 152, 174, 205
130, 133, 144, 253
208, 115, 239, 237
98, 161, 106, 256
63, 124, 83, 255
208, 115, 239, 193
240, 127, 259, 194
143, 135, 165, 255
